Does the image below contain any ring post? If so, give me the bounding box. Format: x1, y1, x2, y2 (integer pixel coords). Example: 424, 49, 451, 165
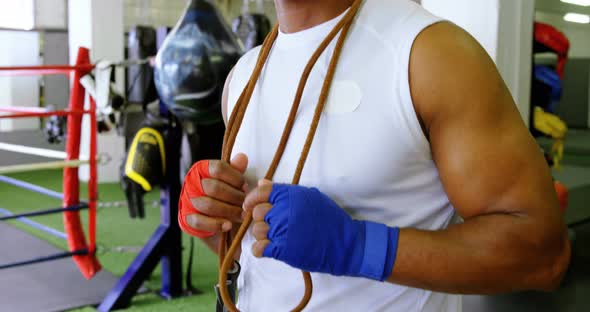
63, 47, 101, 279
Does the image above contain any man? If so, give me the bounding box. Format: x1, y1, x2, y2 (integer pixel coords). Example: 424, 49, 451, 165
179, 0, 571, 310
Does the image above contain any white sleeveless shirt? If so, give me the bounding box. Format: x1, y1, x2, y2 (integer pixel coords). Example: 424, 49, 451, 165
227, 0, 460, 311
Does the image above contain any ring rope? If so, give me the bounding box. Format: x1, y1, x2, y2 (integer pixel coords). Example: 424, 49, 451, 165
0, 175, 64, 199
0, 109, 92, 119
0, 48, 100, 279
0, 152, 111, 176
0, 249, 88, 271
0, 142, 72, 159
0, 207, 68, 240
0, 204, 88, 222
0, 160, 90, 175
217, 1, 363, 311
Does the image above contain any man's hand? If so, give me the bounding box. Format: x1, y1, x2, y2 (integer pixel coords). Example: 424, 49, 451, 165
244, 180, 400, 281
178, 153, 249, 239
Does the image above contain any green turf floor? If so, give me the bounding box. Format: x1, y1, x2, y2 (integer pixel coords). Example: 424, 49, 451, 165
0, 170, 219, 311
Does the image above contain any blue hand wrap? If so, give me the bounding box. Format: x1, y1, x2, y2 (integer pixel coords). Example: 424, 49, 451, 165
262, 184, 400, 281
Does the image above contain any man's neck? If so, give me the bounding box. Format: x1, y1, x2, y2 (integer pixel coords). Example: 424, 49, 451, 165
274, 0, 354, 34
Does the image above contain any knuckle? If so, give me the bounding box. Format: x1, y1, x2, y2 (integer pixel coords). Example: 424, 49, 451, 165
252, 242, 263, 257
201, 179, 212, 193
253, 204, 270, 221
201, 197, 214, 214
187, 214, 218, 233
209, 161, 223, 177
252, 222, 264, 236
249, 189, 261, 204
263, 184, 273, 193
186, 214, 199, 228
204, 179, 222, 195
212, 181, 224, 194
243, 193, 255, 210
193, 197, 212, 215
252, 205, 263, 220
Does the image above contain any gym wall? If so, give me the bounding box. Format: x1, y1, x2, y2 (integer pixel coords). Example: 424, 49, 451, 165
124, 0, 277, 31
536, 11, 590, 59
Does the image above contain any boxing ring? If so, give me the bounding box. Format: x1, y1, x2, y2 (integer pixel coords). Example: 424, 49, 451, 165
0, 47, 101, 279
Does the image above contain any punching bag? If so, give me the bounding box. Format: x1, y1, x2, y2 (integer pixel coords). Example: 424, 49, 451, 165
232, 13, 272, 51
154, 0, 243, 124
534, 22, 570, 79
128, 26, 158, 105
121, 121, 167, 219
533, 65, 563, 114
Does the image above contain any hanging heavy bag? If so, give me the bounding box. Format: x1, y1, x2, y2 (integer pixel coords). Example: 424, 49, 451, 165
154, 0, 243, 124
232, 13, 272, 51
121, 120, 166, 219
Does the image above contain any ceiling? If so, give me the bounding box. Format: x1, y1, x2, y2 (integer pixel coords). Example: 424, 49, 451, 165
536, 0, 590, 15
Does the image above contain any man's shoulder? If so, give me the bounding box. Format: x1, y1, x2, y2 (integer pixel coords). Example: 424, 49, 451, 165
228, 45, 262, 93
356, 0, 442, 50
234, 45, 262, 74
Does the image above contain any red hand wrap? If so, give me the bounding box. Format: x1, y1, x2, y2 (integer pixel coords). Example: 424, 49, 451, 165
178, 160, 215, 238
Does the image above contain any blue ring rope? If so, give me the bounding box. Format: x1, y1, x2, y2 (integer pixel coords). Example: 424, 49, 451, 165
0, 249, 88, 270
0, 207, 67, 240
0, 175, 64, 200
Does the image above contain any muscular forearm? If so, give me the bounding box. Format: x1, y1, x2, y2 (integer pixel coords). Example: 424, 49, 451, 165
243, 183, 570, 292
387, 214, 570, 294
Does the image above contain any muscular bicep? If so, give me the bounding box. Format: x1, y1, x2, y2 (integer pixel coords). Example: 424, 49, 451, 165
410, 23, 561, 221
221, 66, 236, 125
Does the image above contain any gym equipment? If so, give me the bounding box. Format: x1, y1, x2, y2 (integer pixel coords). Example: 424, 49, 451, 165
232, 0, 272, 51
232, 14, 272, 51
554, 181, 568, 213
121, 122, 166, 219
127, 26, 158, 106
534, 22, 570, 79
533, 65, 562, 114
0, 48, 101, 279
154, 0, 242, 123
213, 1, 363, 310
0, 46, 200, 311
534, 107, 567, 168
534, 107, 567, 139
532, 22, 570, 169
154, 25, 225, 181
98, 115, 185, 311
101, 4, 237, 307
43, 106, 67, 144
